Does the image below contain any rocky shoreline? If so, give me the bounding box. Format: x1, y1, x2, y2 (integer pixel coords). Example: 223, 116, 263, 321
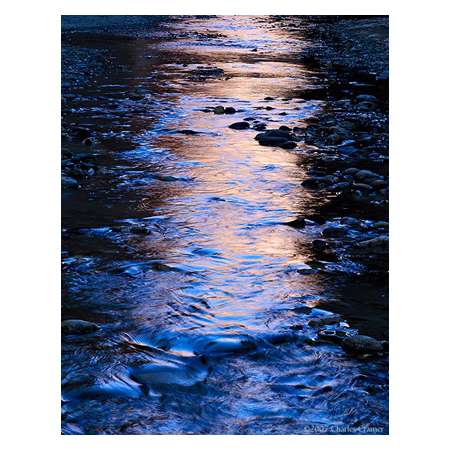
281, 16, 389, 277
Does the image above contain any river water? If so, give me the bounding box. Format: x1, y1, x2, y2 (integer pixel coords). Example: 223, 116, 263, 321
62, 16, 388, 434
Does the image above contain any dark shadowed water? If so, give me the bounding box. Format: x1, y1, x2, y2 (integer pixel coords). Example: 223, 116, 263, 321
62, 16, 388, 434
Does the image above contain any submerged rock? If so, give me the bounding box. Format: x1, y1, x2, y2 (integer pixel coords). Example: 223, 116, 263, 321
62, 319, 100, 335
131, 357, 208, 387
203, 336, 257, 356
265, 332, 297, 345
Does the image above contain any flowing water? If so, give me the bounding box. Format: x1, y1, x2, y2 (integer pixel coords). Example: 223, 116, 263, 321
62, 16, 388, 434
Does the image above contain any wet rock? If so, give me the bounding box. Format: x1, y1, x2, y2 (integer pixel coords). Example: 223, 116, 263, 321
337, 143, 359, 154
62, 175, 78, 189
177, 129, 201, 135
356, 235, 388, 253
329, 181, 351, 192
354, 169, 380, 181
317, 329, 347, 343
229, 121, 250, 130
224, 107, 236, 114
150, 262, 178, 272
283, 217, 306, 228
356, 94, 377, 102
213, 106, 225, 114
357, 101, 377, 111
265, 332, 297, 345
312, 239, 329, 253
353, 183, 373, 191
130, 225, 150, 235
301, 178, 321, 189
70, 127, 91, 141
252, 123, 267, 131
191, 67, 224, 78
322, 226, 348, 238
256, 129, 292, 140
264, 96, 275, 101
257, 136, 288, 147
308, 314, 341, 327
62, 373, 96, 389
341, 335, 384, 354
279, 141, 297, 149
372, 221, 389, 229
254, 129, 295, 148
62, 319, 100, 335
296, 87, 328, 100
279, 125, 291, 131
340, 217, 361, 227
327, 133, 344, 145
343, 167, 360, 176
371, 179, 388, 189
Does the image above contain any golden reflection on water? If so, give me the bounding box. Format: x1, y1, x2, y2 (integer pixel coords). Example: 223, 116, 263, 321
130, 16, 323, 331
